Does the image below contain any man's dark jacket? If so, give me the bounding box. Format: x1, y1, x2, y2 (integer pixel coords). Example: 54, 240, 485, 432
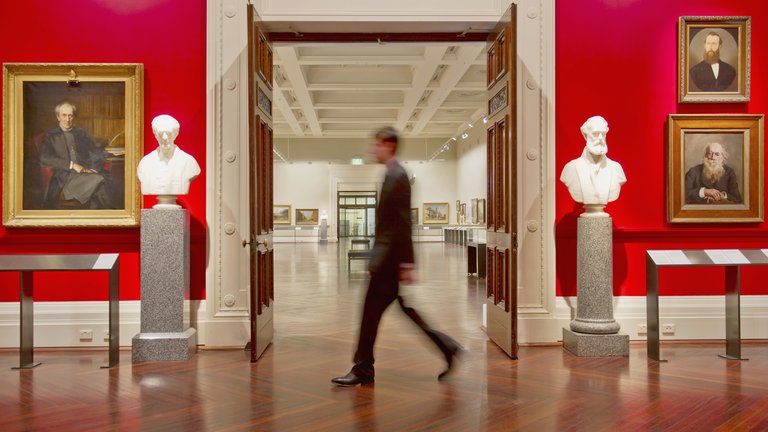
689, 60, 737, 92
368, 160, 414, 273
685, 163, 741, 204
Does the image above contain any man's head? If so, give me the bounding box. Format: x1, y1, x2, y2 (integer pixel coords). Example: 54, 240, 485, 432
580, 116, 609, 156
151, 114, 181, 151
55, 102, 76, 131
702, 142, 727, 182
371, 126, 399, 164
703, 32, 722, 64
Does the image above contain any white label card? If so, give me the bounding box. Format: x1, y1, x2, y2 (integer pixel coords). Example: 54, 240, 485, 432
704, 249, 749, 265
647, 250, 689, 265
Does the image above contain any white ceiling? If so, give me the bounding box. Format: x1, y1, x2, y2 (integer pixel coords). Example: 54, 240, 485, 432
272, 42, 488, 139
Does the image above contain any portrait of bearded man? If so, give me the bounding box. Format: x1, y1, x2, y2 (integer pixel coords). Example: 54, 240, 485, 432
684, 142, 742, 204
689, 31, 737, 92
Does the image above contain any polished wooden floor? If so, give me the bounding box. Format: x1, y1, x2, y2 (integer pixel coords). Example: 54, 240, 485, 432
2, 241, 768, 431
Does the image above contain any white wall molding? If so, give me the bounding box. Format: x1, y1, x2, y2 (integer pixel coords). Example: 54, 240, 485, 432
253, 0, 506, 21
523, 296, 768, 343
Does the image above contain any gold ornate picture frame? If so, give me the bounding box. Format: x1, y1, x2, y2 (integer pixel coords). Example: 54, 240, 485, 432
273, 204, 291, 225
679, 16, 750, 103
668, 114, 763, 223
2, 63, 143, 227
295, 208, 318, 225
423, 202, 449, 224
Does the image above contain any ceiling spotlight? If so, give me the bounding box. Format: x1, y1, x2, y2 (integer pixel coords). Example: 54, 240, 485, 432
482, 117, 488, 124
461, 132, 469, 139
467, 123, 473, 128
450, 137, 457, 141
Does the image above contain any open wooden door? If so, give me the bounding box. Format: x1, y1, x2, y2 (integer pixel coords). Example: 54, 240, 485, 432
244, 4, 275, 362
485, 4, 518, 358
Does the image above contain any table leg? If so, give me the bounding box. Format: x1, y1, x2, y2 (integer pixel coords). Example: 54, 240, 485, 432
646, 255, 665, 362
102, 262, 121, 368
719, 265, 747, 361
13, 271, 40, 369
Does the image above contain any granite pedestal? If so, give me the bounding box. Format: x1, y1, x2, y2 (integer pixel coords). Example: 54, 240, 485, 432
563, 208, 629, 357
132, 209, 197, 362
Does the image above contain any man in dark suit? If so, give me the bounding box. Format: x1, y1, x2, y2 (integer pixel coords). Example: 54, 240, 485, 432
689, 32, 737, 92
332, 127, 463, 387
685, 142, 741, 204
39, 101, 113, 209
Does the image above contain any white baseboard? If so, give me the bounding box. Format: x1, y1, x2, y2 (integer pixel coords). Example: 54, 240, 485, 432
0, 300, 250, 348
3, 296, 767, 347
518, 295, 768, 343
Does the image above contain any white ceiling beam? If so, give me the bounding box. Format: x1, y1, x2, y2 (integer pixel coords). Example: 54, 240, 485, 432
410, 44, 485, 136
272, 81, 305, 136
274, 46, 323, 136
395, 46, 447, 135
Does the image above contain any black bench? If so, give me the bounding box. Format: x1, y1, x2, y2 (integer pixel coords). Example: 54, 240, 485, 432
348, 250, 370, 272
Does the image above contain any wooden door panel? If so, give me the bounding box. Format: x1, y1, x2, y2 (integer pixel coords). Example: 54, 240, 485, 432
246, 5, 274, 362
485, 4, 517, 359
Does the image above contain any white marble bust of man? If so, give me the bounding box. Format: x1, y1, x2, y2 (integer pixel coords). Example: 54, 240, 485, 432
560, 116, 626, 205
137, 115, 201, 199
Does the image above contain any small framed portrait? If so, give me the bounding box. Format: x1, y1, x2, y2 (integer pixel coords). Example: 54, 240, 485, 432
478, 198, 486, 224
471, 198, 478, 224
295, 208, 319, 225
2, 63, 143, 227
410, 208, 418, 225
667, 114, 763, 223
679, 16, 751, 103
423, 202, 449, 224
273, 204, 291, 225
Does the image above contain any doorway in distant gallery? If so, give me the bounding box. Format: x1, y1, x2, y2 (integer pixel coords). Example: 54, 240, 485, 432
338, 191, 377, 238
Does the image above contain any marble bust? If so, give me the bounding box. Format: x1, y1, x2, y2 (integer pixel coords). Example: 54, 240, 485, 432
137, 114, 201, 208
560, 116, 626, 211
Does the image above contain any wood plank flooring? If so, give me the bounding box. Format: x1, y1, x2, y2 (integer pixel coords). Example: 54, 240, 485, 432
2, 241, 768, 431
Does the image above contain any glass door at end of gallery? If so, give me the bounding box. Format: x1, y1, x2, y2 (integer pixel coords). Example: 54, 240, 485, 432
338, 192, 376, 238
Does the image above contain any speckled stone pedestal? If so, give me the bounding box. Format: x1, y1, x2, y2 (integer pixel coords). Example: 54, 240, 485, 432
563, 212, 629, 357
132, 209, 197, 362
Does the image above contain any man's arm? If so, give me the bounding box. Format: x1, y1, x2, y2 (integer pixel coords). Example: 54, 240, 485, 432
39, 134, 72, 171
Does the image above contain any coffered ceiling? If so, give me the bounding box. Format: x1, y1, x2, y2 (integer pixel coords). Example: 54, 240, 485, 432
272, 42, 488, 139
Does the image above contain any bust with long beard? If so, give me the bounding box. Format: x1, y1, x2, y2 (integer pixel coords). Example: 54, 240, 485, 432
684, 142, 741, 204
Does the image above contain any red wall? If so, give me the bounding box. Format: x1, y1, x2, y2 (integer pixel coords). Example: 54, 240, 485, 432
0, 0, 207, 301
556, 0, 768, 296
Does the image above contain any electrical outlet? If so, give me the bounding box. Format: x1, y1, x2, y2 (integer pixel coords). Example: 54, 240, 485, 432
79, 329, 93, 340
637, 324, 648, 334
662, 323, 676, 334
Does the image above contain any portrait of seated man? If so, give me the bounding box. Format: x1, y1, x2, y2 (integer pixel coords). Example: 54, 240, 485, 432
689, 31, 737, 92
39, 101, 114, 209
685, 142, 741, 204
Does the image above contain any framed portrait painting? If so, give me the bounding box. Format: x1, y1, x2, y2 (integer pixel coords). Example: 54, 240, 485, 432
679, 16, 750, 103
273, 204, 291, 225
2, 63, 143, 227
423, 202, 449, 224
410, 208, 418, 225
295, 208, 319, 225
667, 114, 763, 223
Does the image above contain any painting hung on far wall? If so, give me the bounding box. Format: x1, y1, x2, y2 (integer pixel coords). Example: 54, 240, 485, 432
471, 198, 478, 224
295, 208, 319, 225
423, 202, 449, 224
410, 208, 418, 225
667, 114, 763, 223
478, 198, 486, 224
2, 63, 143, 227
679, 16, 751, 103
273, 204, 291, 225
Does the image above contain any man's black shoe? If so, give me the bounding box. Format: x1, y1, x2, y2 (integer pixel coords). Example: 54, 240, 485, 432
331, 371, 374, 387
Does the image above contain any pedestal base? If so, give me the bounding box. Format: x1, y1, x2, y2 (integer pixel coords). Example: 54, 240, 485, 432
562, 328, 629, 357
132, 328, 197, 362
